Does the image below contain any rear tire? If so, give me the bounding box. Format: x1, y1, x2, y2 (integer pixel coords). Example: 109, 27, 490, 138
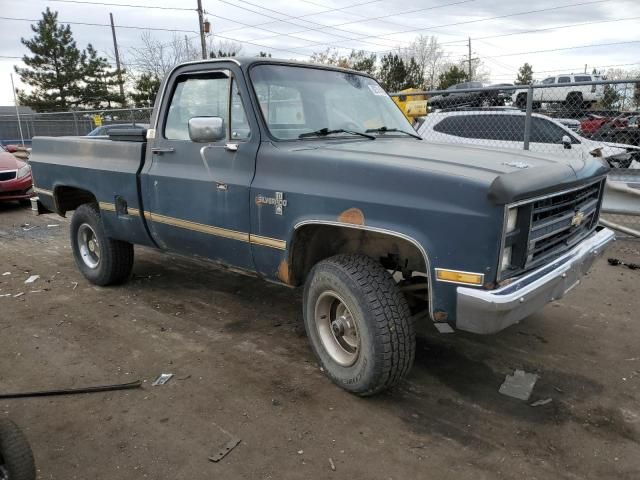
70, 204, 134, 286
303, 255, 415, 396
0, 419, 36, 480
566, 92, 583, 112
515, 93, 527, 109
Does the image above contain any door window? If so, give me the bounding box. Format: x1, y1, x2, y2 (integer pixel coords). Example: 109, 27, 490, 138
557, 76, 571, 84
433, 114, 525, 141
541, 77, 556, 85
230, 78, 251, 140
530, 118, 577, 143
164, 73, 230, 140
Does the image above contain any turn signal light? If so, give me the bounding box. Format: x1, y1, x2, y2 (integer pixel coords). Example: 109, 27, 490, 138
435, 269, 484, 286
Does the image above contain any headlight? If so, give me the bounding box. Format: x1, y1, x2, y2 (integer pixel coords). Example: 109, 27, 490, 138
506, 207, 518, 233
500, 246, 513, 272
17, 163, 31, 179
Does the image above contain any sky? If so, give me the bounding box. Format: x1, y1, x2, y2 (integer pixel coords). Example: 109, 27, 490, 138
1, 0, 639, 106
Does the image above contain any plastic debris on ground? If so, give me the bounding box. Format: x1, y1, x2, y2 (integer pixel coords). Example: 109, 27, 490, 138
151, 373, 174, 386
24, 275, 40, 284
530, 398, 553, 407
434, 322, 454, 334
209, 436, 241, 463
498, 369, 539, 401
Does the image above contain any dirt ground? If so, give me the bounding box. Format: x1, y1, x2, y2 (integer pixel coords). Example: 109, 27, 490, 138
1, 202, 639, 480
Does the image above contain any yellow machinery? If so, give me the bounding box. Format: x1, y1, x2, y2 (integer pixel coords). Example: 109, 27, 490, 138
391, 88, 428, 121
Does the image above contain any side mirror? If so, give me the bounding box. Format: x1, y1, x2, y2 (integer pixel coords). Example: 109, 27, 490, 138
188, 116, 225, 143
562, 135, 572, 149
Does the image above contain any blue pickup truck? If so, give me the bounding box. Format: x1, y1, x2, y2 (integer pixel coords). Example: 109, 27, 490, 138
30, 58, 615, 395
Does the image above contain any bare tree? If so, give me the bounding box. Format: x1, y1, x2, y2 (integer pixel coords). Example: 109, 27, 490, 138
395, 35, 444, 89
126, 32, 199, 78
207, 37, 244, 58
310, 47, 349, 67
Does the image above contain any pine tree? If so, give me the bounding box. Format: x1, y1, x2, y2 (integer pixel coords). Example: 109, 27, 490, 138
80, 44, 126, 109
515, 63, 533, 85
378, 54, 408, 92
130, 73, 161, 108
437, 65, 468, 90
15, 8, 85, 111
405, 57, 425, 90
348, 50, 376, 76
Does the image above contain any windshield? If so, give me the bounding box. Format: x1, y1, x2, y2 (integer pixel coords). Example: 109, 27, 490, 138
250, 64, 414, 140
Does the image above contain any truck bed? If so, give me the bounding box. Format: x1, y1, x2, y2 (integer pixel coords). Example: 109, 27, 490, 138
29, 134, 154, 246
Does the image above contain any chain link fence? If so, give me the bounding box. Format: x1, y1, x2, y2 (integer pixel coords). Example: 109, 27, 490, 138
394, 78, 640, 237
392, 78, 640, 162
0, 107, 153, 146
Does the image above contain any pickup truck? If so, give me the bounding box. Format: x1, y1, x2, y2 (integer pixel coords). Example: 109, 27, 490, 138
30, 58, 615, 396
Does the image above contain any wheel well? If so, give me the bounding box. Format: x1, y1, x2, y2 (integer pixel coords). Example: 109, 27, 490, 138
54, 186, 97, 216
285, 224, 428, 287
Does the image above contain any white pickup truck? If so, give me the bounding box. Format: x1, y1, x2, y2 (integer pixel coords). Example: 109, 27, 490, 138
513, 74, 605, 109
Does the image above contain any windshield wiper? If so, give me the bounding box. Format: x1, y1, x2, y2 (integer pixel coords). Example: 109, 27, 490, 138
299, 128, 375, 140
365, 126, 422, 139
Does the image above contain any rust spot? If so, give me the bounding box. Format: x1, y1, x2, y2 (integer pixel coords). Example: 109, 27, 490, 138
337, 208, 365, 226
433, 311, 448, 322
277, 259, 291, 284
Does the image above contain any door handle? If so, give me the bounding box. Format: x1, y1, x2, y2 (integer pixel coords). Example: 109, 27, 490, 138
225, 143, 238, 152
151, 147, 175, 154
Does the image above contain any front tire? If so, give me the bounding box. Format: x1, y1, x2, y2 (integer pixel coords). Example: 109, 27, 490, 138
0, 419, 36, 480
70, 204, 134, 286
303, 255, 415, 396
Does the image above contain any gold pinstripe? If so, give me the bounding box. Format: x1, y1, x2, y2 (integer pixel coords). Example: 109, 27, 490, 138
99, 203, 287, 250
249, 234, 287, 250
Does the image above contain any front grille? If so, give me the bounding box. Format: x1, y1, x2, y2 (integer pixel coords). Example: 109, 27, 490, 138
0, 171, 17, 181
525, 181, 603, 269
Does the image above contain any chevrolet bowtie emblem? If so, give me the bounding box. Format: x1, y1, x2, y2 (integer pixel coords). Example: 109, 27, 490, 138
571, 211, 585, 227
256, 192, 288, 215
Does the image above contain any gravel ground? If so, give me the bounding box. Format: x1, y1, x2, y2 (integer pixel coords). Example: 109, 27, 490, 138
1, 202, 639, 480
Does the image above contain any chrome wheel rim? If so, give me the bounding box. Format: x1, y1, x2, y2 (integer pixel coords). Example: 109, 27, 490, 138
315, 291, 360, 367
77, 223, 100, 269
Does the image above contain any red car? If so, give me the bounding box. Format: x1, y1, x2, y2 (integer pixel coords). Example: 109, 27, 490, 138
580, 113, 636, 137
0, 145, 34, 204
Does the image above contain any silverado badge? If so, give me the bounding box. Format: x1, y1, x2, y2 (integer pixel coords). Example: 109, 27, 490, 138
256, 192, 287, 215
571, 211, 585, 227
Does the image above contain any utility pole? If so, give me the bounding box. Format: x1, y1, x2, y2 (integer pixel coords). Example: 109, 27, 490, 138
197, 0, 207, 59
109, 13, 126, 105
584, 63, 587, 74
468, 37, 472, 80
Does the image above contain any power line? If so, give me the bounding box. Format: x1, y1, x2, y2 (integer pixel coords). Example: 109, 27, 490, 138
279, 0, 615, 52
487, 40, 640, 59
242, 0, 476, 46
490, 63, 640, 78
441, 14, 640, 45
216, 0, 416, 44
46, 0, 194, 11
0, 15, 198, 33
205, 0, 403, 51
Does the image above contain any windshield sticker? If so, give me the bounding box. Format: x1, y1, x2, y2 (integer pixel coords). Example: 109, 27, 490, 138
368, 84, 386, 96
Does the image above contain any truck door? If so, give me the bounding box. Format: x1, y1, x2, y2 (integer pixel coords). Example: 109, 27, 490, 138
140, 63, 258, 270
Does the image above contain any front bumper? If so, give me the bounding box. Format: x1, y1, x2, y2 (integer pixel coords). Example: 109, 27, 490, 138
456, 227, 615, 334
0, 174, 34, 201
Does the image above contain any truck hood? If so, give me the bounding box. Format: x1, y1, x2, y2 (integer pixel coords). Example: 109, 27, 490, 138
286, 138, 609, 204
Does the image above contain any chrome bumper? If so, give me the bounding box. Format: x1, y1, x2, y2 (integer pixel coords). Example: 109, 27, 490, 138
456, 228, 616, 334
